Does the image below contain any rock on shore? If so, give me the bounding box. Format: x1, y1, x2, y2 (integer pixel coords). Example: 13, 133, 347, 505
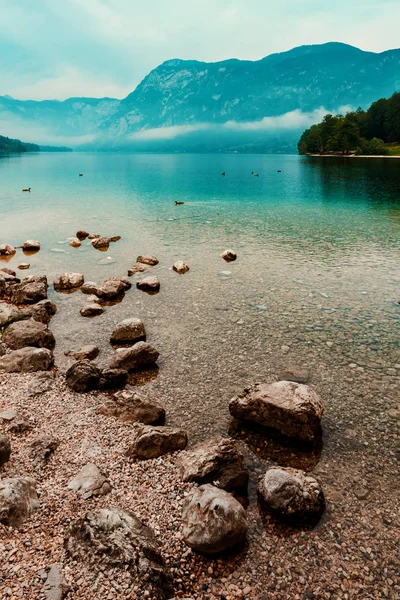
53, 273, 84, 291
125, 423, 188, 460
0, 347, 54, 373
96, 388, 165, 424
182, 484, 248, 554
109, 341, 159, 372
110, 318, 146, 345
3, 320, 55, 351
0, 477, 40, 526
229, 380, 324, 442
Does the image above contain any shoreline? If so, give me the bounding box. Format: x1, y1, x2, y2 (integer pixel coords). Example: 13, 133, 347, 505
308, 153, 400, 159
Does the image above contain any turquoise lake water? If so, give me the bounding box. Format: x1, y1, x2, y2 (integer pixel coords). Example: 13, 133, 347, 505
0, 152, 399, 441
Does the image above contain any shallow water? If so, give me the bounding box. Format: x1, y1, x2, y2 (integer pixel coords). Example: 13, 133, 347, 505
1, 152, 399, 444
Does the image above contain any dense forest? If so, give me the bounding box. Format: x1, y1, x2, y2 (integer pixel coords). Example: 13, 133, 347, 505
298, 92, 400, 155
0, 134, 40, 154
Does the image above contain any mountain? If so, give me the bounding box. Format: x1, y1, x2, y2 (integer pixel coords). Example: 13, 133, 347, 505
1, 42, 400, 152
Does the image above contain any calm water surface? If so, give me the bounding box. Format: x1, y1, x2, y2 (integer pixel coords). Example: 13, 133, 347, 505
0, 153, 399, 447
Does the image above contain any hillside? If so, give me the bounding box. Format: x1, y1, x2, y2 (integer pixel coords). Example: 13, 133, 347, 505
1, 42, 399, 151
0, 134, 40, 154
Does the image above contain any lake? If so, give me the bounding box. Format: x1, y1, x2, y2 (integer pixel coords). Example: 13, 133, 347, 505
0, 152, 399, 448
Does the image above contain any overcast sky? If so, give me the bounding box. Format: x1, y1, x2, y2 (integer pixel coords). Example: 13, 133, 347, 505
0, 0, 399, 101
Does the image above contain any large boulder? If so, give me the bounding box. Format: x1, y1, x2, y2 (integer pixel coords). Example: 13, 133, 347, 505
0, 347, 53, 373
229, 381, 324, 442
136, 255, 159, 266
0, 434, 11, 466
136, 276, 160, 293
65, 361, 101, 392
125, 424, 187, 460
178, 436, 248, 493
258, 467, 325, 523
182, 484, 248, 554
109, 341, 159, 372
110, 318, 146, 345
96, 388, 165, 424
68, 464, 111, 499
0, 477, 40, 526
53, 272, 84, 291
65, 507, 174, 600
11, 275, 48, 304
3, 320, 55, 351
22, 240, 40, 252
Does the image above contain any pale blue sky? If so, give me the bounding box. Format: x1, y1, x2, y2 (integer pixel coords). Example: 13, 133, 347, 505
0, 0, 399, 100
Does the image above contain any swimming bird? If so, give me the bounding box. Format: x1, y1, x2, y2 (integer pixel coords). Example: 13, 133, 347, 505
22, 187, 31, 192
221, 172, 225, 176
175, 201, 184, 205
254, 173, 260, 177
277, 170, 282, 173
79, 173, 83, 177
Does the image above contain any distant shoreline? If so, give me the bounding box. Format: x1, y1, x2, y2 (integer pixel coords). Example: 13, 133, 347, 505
308, 154, 400, 159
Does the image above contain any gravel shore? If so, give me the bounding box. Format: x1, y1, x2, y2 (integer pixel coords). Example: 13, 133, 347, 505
1, 369, 399, 600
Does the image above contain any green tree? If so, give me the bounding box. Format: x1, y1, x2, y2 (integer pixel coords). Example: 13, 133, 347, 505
326, 118, 362, 154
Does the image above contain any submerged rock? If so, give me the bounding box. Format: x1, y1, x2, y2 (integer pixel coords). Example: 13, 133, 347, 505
98, 368, 128, 390
3, 320, 55, 351
136, 255, 159, 266
278, 368, 310, 384
173, 261, 190, 274
0, 477, 40, 526
182, 484, 248, 554
80, 304, 104, 317
109, 341, 159, 372
221, 249, 237, 262
65, 361, 101, 392
229, 380, 324, 442
128, 262, 151, 276
0, 347, 53, 373
125, 423, 188, 459
110, 318, 146, 345
65, 507, 174, 599
96, 388, 165, 424
22, 240, 40, 252
80, 282, 99, 295
178, 435, 248, 493
136, 276, 160, 293
69, 238, 81, 248
95, 277, 130, 300
68, 464, 111, 499
258, 467, 325, 523
53, 272, 84, 291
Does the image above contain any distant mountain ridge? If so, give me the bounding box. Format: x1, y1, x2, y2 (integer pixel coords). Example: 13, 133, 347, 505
1, 42, 399, 152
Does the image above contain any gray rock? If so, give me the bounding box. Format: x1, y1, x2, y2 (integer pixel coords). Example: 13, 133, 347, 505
0, 408, 17, 421
98, 368, 128, 390
109, 341, 159, 372
3, 320, 55, 351
126, 423, 188, 460
0, 342, 6, 356
11, 275, 48, 304
0, 347, 54, 373
136, 276, 160, 292
22, 240, 40, 252
136, 255, 159, 266
173, 261, 189, 274
0, 477, 40, 526
258, 467, 325, 522
182, 484, 248, 554
229, 380, 324, 442
0, 434, 11, 466
65, 361, 101, 392
53, 272, 84, 291
31, 300, 58, 324
96, 388, 165, 424
178, 435, 248, 493
80, 282, 99, 295
221, 249, 237, 262
68, 463, 111, 499
80, 303, 104, 317
65, 507, 174, 600
43, 564, 69, 600
110, 318, 146, 345
30, 434, 60, 466
27, 373, 55, 396
65, 345, 100, 361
